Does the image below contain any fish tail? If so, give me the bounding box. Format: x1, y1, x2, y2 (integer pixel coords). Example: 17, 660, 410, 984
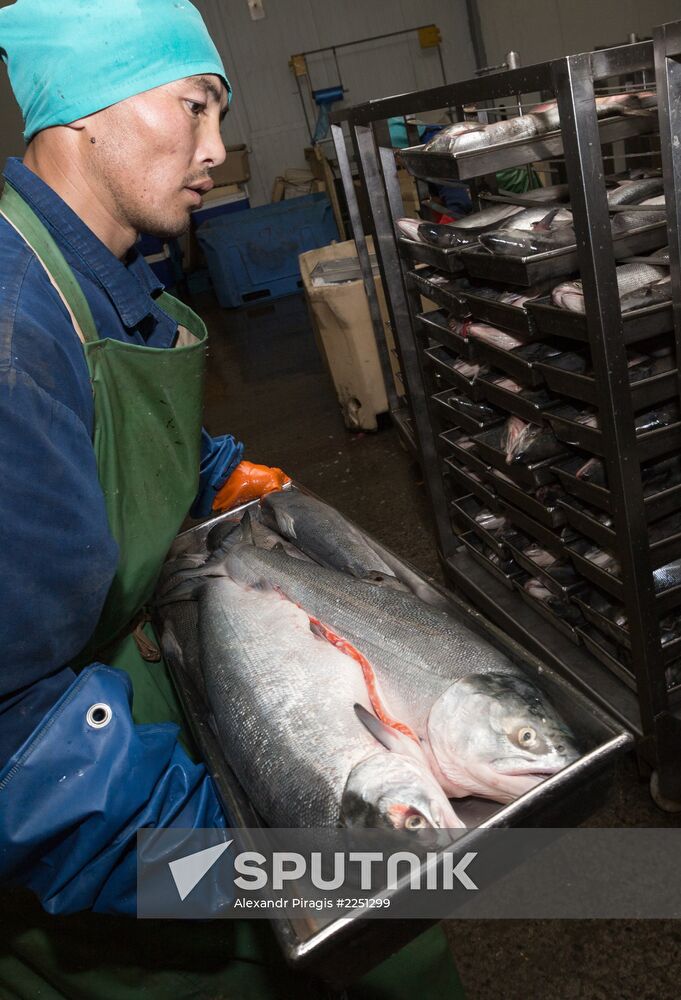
308, 616, 420, 744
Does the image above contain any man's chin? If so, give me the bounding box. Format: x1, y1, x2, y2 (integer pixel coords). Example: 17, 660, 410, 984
135, 213, 191, 242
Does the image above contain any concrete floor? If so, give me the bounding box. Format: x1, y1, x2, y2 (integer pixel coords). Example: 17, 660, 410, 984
199, 289, 681, 1000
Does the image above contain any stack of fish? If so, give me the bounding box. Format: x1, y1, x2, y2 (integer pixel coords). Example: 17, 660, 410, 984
552, 254, 670, 313
423, 92, 656, 156
157, 489, 580, 830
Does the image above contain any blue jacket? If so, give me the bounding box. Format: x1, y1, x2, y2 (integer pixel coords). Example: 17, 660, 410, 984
0, 159, 238, 913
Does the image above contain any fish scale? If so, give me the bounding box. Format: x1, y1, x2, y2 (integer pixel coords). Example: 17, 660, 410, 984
220, 543, 518, 734
200, 577, 394, 826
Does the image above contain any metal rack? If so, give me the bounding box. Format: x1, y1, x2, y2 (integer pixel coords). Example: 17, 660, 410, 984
331, 33, 681, 805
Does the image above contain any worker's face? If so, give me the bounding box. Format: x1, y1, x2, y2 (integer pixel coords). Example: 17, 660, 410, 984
86, 74, 228, 239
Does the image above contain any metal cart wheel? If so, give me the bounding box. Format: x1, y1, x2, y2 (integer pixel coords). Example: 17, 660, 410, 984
650, 770, 681, 813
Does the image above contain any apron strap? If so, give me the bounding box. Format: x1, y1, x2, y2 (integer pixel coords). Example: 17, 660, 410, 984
0, 183, 99, 345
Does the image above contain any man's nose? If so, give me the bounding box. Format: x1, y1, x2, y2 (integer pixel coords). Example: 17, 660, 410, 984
200, 120, 226, 168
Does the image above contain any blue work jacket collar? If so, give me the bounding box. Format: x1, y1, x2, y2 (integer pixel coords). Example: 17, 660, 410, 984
3, 157, 164, 329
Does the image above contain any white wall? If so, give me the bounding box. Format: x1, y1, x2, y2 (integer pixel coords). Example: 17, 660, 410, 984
476, 0, 681, 69
0, 0, 474, 205
195, 0, 477, 204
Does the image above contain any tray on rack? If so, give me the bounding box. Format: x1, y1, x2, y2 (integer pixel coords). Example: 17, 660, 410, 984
504, 529, 585, 599
450, 494, 509, 556
535, 352, 677, 409
479, 372, 559, 423
546, 404, 681, 462
440, 428, 491, 477
398, 236, 465, 274
444, 456, 500, 509
526, 297, 674, 344
566, 537, 681, 614
460, 287, 534, 334
456, 530, 524, 590
459, 220, 667, 287
431, 387, 505, 434
575, 626, 637, 691
515, 578, 584, 645
558, 496, 681, 570
409, 269, 471, 318
474, 424, 567, 489
422, 344, 488, 399
416, 308, 478, 360
483, 467, 566, 529
497, 499, 566, 555
572, 588, 681, 665
552, 455, 681, 521
397, 114, 657, 183
471, 339, 558, 386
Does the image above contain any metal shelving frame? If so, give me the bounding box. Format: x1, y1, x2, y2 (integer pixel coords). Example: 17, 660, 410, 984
331, 35, 681, 801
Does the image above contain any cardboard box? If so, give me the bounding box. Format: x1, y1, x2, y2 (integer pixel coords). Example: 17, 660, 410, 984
299, 238, 403, 432
211, 144, 250, 186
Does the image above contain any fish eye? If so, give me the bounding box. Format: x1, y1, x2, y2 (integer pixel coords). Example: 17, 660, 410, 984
404, 813, 429, 831
518, 726, 538, 748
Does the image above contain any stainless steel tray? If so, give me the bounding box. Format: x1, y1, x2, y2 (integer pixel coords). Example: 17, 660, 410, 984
535, 352, 677, 409
430, 386, 505, 435
515, 579, 583, 646
450, 493, 509, 557
498, 499, 566, 556
416, 308, 477, 361
444, 455, 500, 510
566, 537, 681, 614
439, 427, 491, 478
479, 374, 559, 424
459, 221, 667, 287
461, 288, 533, 335
409, 269, 471, 319
526, 297, 674, 345
399, 236, 465, 274
572, 590, 681, 665
398, 114, 657, 183
456, 529, 524, 590
551, 455, 681, 521
474, 425, 567, 489
546, 407, 681, 463
484, 467, 566, 529
153, 492, 632, 983
423, 344, 488, 400
504, 530, 585, 599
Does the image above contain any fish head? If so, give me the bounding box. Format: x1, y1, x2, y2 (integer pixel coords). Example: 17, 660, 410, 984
427, 673, 580, 803
340, 752, 464, 832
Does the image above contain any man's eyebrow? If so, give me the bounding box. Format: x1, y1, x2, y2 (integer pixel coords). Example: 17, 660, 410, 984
192, 75, 229, 118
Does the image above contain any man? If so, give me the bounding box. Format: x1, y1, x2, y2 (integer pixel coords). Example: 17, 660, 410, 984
0, 2, 464, 997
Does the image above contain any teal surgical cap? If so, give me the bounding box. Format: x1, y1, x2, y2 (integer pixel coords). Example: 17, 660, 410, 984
0, 0, 231, 141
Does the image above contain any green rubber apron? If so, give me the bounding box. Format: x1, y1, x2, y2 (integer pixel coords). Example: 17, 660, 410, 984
0, 186, 465, 1000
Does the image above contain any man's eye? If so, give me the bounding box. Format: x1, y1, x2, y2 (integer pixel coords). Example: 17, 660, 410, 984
186, 101, 205, 117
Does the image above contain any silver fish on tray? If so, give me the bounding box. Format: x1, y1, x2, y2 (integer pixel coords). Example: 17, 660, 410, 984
258, 488, 406, 589
606, 177, 665, 206
551, 261, 668, 312
169, 534, 580, 806
195, 573, 463, 829
478, 208, 575, 257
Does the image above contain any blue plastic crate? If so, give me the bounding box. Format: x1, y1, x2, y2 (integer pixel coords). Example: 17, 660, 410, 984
196, 193, 339, 308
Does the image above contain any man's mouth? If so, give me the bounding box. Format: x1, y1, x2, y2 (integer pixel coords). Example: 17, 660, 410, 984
183, 179, 214, 205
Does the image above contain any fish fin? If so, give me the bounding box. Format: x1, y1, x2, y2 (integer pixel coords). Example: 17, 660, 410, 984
275, 509, 297, 540
206, 518, 244, 552
354, 704, 430, 766
531, 207, 560, 232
